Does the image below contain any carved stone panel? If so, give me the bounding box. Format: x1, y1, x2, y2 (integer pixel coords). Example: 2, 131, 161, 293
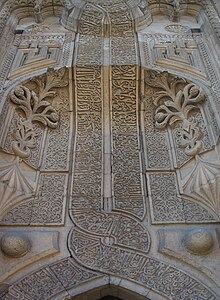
0, 68, 71, 225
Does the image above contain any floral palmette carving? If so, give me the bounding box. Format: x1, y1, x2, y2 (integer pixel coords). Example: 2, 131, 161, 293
9, 68, 67, 158
0, 156, 34, 219
182, 156, 220, 216
145, 72, 205, 157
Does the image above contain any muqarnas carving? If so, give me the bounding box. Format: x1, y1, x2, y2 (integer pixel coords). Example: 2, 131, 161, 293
145, 71, 220, 220
0, 68, 68, 223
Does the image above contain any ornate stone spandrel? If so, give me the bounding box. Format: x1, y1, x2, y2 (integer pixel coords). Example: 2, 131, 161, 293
0, 230, 59, 283
0, 68, 69, 225
158, 228, 220, 287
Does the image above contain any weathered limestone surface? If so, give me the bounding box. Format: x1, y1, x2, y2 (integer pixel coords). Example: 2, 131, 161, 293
0, 0, 220, 299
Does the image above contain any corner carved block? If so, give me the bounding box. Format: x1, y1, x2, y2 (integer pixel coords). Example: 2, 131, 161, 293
143, 34, 207, 80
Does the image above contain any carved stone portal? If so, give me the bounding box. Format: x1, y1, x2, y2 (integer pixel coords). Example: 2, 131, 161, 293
0, 1, 220, 299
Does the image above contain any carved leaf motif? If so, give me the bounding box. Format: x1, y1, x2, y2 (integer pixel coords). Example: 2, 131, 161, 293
182, 156, 220, 215
9, 68, 68, 158
145, 71, 185, 105
10, 118, 36, 158
10, 86, 60, 129
146, 71, 205, 157
33, 67, 68, 101
10, 86, 32, 119
180, 118, 204, 157
155, 83, 205, 129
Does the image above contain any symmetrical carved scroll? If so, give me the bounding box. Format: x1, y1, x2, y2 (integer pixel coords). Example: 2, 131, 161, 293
69, 228, 217, 300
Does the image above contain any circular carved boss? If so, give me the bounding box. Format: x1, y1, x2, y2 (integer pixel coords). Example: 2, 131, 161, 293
0, 232, 31, 258
183, 229, 214, 255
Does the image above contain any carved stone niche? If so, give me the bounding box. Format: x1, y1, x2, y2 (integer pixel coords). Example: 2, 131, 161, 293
0, 67, 70, 226
61, 0, 152, 33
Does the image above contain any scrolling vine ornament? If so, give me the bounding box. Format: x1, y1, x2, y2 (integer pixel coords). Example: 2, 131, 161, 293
10, 68, 67, 158
145, 71, 220, 216
0, 68, 68, 219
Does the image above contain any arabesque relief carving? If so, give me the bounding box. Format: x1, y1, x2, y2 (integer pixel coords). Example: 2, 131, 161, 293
145, 70, 220, 220
0, 68, 68, 221
146, 71, 205, 157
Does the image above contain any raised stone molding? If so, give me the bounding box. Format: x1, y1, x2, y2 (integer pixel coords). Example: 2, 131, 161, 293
0, 257, 104, 300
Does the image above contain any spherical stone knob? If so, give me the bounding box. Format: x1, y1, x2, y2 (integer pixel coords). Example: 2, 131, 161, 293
184, 229, 214, 255
0, 232, 31, 258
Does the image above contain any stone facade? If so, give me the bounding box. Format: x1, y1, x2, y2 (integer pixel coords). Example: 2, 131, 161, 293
0, 0, 220, 299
